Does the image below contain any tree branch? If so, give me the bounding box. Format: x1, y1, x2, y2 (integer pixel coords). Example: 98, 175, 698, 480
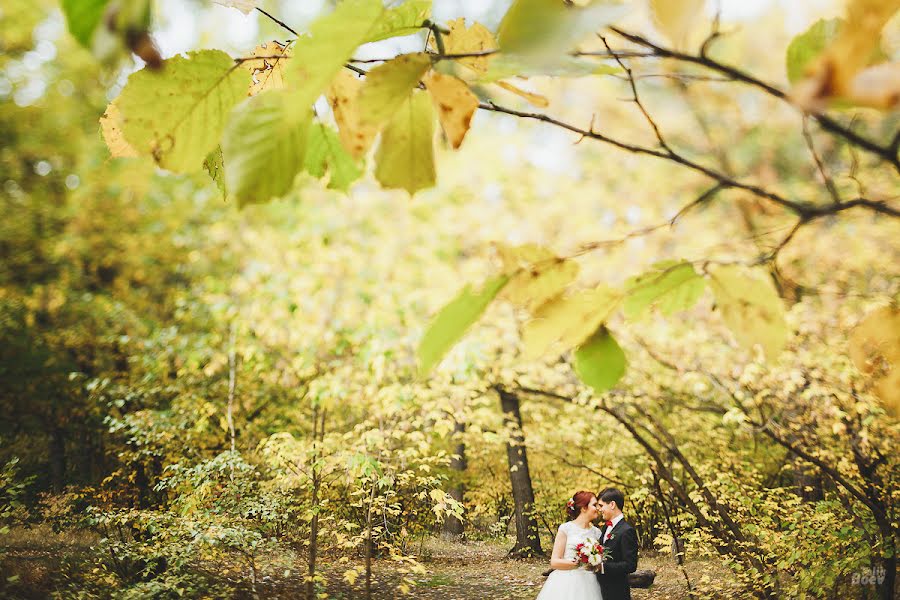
636, 342, 887, 520
607, 27, 900, 173
476, 100, 900, 221
599, 35, 669, 151
255, 7, 299, 37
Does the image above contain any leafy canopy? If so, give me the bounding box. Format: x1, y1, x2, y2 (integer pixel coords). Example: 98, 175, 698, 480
63, 0, 900, 401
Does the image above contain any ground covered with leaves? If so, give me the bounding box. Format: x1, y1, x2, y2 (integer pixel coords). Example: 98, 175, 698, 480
339, 538, 741, 600
2, 528, 742, 599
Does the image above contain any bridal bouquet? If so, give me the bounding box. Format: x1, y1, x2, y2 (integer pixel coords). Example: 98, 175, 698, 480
573, 537, 610, 568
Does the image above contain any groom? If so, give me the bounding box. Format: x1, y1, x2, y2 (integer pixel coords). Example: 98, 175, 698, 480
594, 487, 639, 600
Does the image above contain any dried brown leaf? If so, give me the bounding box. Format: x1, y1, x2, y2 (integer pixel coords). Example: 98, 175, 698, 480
441, 18, 497, 75
245, 41, 289, 96
327, 70, 379, 159
424, 71, 479, 149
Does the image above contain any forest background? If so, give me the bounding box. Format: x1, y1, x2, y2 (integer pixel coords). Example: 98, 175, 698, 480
1, 0, 898, 598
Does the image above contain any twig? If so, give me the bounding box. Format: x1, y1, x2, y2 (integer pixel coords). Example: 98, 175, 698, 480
757, 217, 806, 264
675, 80, 736, 175
611, 72, 733, 83
699, 8, 723, 58
573, 50, 656, 59
255, 7, 298, 37
434, 49, 499, 61
599, 35, 668, 150
423, 20, 445, 56
801, 117, 841, 205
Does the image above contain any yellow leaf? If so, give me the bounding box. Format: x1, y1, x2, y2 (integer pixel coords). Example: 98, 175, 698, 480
343, 569, 360, 585
649, 0, 705, 50
374, 90, 436, 195
441, 18, 497, 75
494, 80, 549, 108
708, 265, 788, 361
244, 41, 289, 96
497, 243, 579, 311
792, 0, 900, 110
327, 70, 379, 159
849, 305, 900, 416
99, 99, 138, 158
358, 53, 432, 131
424, 71, 479, 149
522, 285, 621, 359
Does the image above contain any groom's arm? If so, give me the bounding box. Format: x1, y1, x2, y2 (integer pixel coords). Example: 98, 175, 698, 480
599, 527, 638, 576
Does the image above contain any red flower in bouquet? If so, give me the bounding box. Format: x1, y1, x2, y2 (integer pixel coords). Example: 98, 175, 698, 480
573, 537, 606, 568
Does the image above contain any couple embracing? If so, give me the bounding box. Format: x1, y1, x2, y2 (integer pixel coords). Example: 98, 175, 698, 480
537, 488, 639, 600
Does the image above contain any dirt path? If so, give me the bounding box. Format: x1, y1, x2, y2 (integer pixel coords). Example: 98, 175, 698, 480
312, 538, 742, 599
403, 539, 739, 600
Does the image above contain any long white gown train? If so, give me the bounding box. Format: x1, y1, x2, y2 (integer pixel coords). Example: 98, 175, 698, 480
536, 521, 604, 600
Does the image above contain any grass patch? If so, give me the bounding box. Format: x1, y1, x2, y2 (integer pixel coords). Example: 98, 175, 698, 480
417, 573, 456, 587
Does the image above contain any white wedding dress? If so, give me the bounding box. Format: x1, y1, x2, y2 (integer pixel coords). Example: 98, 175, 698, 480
536, 521, 604, 600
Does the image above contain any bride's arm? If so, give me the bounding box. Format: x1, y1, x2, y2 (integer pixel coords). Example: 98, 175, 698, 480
549, 529, 577, 570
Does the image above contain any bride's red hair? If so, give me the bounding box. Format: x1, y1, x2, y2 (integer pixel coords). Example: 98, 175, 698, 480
566, 490, 595, 520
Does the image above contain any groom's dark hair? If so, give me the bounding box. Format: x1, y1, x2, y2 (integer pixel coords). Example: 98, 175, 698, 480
598, 487, 625, 511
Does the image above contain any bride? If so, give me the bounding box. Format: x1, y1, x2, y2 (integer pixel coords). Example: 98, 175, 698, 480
536, 490, 604, 600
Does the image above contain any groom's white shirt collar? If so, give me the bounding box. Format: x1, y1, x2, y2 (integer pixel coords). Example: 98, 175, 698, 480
606, 513, 624, 531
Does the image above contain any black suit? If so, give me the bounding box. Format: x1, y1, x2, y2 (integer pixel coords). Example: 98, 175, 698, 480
595, 518, 639, 600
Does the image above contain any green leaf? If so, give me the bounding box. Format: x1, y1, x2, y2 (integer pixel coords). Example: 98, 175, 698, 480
522, 285, 621, 359
574, 327, 627, 393
203, 146, 226, 198
221, 90, 311, 207
304, 123, 363, 192
374, 91, 436, 195
61, 0, 110, 47
623, 260, 706, 320
489, 0, 626, 79
365, 0, 431, 43
418, 275, 509, 375
786, 19, 843, 84
708, 265, 789, 360
118, 50, 249, 172
497, 243, 579, 311
497, 0, 627, 58
287, 0, 386, 118
358, 53, 433, 131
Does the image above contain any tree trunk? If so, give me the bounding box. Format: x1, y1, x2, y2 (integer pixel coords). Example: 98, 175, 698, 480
307, 407, 325, 600
495, 385, 542, 558
442, 420, 466, 537
134, 460, 150, 508
226, 323, 237, 453
791, 457, 823, 501
875, 554, 894, 600
364, 481, 376, 600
